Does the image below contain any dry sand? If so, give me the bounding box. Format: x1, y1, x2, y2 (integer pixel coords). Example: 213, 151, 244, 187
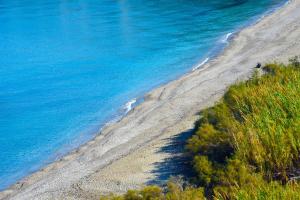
1, 0, 300, 199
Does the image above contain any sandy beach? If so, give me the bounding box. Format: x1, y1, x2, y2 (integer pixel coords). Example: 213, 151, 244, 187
1, 0, 300, 199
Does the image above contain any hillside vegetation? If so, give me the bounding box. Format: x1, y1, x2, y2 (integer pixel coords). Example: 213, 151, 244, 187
101, 57, 300, 200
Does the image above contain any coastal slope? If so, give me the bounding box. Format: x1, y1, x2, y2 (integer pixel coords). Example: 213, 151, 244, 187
1, 0, 300, 199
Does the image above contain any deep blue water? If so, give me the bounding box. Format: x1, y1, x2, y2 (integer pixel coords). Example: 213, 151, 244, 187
0, 0, 285, 190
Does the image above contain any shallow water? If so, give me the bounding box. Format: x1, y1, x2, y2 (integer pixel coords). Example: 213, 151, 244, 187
0, 0, 285, 190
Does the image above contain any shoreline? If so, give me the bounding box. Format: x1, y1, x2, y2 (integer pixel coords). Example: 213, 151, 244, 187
1, 0, 300, 199
103, 0, 289, 140
105, 0, 289, 128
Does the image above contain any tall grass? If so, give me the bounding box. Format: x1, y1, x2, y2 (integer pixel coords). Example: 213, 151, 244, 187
187, 61, 300, 198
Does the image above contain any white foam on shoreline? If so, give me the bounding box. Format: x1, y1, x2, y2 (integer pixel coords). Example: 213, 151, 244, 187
124, 98, 137, 113
192, 57, 210, 71
222, 32, 233, 43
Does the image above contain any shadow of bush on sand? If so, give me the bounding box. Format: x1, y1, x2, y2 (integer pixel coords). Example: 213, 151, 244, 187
147, 129, 196, 185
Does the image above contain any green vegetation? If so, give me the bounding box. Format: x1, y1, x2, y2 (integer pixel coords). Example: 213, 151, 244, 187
101, 58, 300, 200
101, 183, 205, 200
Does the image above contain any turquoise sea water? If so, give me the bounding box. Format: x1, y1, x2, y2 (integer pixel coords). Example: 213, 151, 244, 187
0, 0, 286, 190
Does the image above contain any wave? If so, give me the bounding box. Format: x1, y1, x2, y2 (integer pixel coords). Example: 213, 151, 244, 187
124, 98, 137, 113
222, 32, 233, 43
192, 57, 210, 71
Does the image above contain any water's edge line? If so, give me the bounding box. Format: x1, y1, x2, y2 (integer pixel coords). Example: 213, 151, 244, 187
2, 0, 290, 192
107, 0, 290, 132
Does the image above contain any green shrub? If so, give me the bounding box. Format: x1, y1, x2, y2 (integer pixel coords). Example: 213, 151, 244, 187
193, 155, 214, 186
165, 182, 205, 200
101, 184, 205, 200
232, 181, 300, 200
186, 62, 300, 198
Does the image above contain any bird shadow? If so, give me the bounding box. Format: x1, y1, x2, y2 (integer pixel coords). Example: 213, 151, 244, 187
147, 128, 196, 185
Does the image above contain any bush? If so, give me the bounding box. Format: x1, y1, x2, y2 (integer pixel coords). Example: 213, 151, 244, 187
101, 184, 205, 200
186, 62, 300, 198
165, 182, 205, 200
